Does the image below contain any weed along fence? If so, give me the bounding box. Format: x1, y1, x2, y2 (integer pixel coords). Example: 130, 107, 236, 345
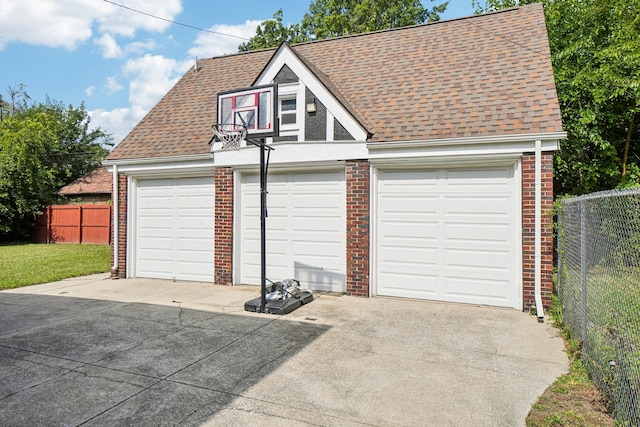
557, 187, 640, 424
32, 205, 112, 244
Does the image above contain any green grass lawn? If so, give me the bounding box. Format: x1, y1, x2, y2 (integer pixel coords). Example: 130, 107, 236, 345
0, 243, 111, 290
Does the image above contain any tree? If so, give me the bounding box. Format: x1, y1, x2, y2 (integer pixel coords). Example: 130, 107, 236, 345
300, 0, 448, 40
239, 10, 306, 52
473, 0, 640, 195
239, 0, 449, 51
0, 91, 112, 240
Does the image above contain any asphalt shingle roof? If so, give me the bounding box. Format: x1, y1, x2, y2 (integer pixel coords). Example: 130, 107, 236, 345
107, 4, 562, 161
59, 167, 112, 195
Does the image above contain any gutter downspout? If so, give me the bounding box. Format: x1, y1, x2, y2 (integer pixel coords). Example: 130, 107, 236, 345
111, 165, 119, 277
534, 140, 544, 322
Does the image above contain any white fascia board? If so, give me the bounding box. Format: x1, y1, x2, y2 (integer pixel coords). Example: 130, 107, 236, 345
255, 44, 368, 141
367, 134, 564, 166
212, 140, 368, 169
367, 145, 529, 166
103, 154, 215, 178
368, 132, 566, 151
369, 153, 523, 168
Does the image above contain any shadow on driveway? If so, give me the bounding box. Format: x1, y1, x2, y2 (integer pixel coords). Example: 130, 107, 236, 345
0, 293, 329, 426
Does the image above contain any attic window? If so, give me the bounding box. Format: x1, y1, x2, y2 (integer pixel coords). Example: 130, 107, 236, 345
280, 98, 297, 126
276, 82, 304, 139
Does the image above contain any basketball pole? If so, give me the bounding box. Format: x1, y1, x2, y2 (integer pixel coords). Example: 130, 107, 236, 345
247, 138, 273, 313
259, 139, 267, 313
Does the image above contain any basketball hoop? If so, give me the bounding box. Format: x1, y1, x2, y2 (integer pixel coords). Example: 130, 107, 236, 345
212, 123, 246, 151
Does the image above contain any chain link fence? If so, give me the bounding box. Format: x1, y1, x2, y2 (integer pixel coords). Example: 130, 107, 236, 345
557, 187, 640, 425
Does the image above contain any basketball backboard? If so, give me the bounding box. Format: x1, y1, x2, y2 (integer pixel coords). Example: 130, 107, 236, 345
217, 84, 278, 138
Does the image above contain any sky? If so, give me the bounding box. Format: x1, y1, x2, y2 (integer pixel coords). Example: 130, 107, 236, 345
0, 0, 475, 147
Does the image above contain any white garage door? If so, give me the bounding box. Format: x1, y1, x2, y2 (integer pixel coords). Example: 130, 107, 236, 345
135, 177, 214, 282
240, 170, 346, 292
376, 166, 519, 308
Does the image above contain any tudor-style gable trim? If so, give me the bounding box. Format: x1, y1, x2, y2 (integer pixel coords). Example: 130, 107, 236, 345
255, 43, 369, 142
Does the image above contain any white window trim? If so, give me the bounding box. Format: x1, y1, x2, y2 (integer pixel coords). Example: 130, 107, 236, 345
278, 83, 305, 140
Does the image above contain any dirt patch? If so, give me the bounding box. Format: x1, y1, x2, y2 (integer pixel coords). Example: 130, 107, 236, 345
526, 367, 615, 426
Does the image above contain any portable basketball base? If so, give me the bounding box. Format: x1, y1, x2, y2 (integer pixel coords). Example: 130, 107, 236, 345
213, 84, 313, 315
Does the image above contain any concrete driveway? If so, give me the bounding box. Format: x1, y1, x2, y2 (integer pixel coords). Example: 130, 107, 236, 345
0, 274, 567, 426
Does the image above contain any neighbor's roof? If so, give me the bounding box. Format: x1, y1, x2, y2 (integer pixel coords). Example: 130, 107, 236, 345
107, 4, 563, 161
59, 167, 112, 195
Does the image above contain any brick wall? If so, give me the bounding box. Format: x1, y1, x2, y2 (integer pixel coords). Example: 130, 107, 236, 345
346, 161, 370, 296
522, 153, 554, 312
214, 168, 234, 286
111, 174, 127, 279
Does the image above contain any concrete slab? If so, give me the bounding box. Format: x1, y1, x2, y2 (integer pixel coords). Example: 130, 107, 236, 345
0, 274, 568, 426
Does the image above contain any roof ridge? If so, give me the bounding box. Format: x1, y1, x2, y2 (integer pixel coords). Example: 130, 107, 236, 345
197, 6, 528, 62
287, 6, 526, 48
198, 46, 277, 62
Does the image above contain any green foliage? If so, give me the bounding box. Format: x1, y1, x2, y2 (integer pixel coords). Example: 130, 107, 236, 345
300, 0, 448, 40
0, 89, 112, 240
239, 10, 306, 52
471, 0, 531, 14
240, 0, 448, 51
0, 243, 111, 290
473, 0, 640, 196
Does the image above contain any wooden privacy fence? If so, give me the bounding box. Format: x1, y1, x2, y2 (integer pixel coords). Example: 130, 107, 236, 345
32, 205, 112, 244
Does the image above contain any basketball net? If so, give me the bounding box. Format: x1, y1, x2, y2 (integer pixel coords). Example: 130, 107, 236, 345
212, 123, 246, 151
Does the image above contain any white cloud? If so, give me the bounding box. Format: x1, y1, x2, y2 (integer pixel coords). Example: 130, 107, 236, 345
95, 33, 123, 58
90, 54, 191, 145
84, 86, 95, 97
188, 20, 261, 58
106, 76, 124, 94
97, 0, 182, 37
124, 39, 156, 55
123, 54, 191, 110
0, 0, 95, 50
0, 0, 181, 50
89, 106, 147, 146
94, 34, 157, 59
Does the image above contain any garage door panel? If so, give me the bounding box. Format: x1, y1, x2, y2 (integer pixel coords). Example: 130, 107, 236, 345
377, 166, 519, 308
176, 197, 214, 210
240, 171, 346, 292
263, 218, 289, 233
445, 223, 510, 242
267, 194, 288, 207
138, 221, 172, 233
445, 197, 510, 216
381, 245, 438, 266
138, 248, 173, 260
293, 241, 343, 260
138, 259, 173, 276
138, 236, 173, 250
445, 167, 511, 184
293, 217, 342, 235
137, 179, 173, 193
293, 194, 340, 210
176, 238, 214, 252
177, 219, 213, 231
444, 249, 511, 272
379, 272, 439, 296
445, 277, 511, 300
379, 196, 438, 216
379, 170, 438, 189
380, 220, 438, 241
